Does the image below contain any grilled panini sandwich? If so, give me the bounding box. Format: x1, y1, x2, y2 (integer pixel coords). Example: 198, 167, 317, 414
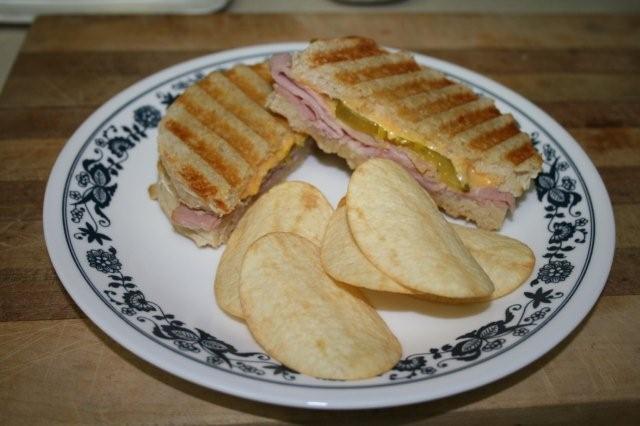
268, 37, 542, 229
150, 62, 307, 247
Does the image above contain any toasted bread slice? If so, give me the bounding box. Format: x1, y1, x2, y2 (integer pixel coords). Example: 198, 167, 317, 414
158, 63, 305, 217
288, 37, 542, 199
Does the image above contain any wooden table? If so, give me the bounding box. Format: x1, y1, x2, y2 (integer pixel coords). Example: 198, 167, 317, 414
1, 14, 639, 424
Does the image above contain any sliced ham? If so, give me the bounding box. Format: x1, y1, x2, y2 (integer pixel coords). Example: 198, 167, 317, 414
273, 54, 340, 139
270, 53, 515, 211
169, 144, 307, 232
172, 205, 222, 232
469, 187, 516, 210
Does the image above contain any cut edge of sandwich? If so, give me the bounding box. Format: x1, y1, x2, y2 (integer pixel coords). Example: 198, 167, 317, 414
269, 93, 507, 229
267, 37, 542, 230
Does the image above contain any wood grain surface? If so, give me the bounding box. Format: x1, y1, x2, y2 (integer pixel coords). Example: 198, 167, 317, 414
0, 13, 639, 424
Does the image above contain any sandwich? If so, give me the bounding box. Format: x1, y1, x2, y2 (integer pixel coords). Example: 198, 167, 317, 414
267, 37, 542, 229
150, 62, 307, 247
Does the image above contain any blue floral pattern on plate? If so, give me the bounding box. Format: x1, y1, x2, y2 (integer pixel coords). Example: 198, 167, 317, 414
62, 57, 593, 386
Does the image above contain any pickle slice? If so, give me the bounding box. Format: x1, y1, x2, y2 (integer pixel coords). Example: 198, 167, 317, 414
335, 100, 467, 191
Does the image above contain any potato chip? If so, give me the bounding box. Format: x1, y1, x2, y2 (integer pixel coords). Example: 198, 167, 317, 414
321, 205, 418, 294
215, 181, 333, 318
240, 232, 401, 380
346, 158, 494, 299
453, 224, 535, 299
321, 206, 532, 301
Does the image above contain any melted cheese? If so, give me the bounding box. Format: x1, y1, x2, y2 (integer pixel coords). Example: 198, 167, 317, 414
468, 167, 505, 188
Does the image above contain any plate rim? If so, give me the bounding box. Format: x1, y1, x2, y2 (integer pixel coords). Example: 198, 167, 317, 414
43, 42, 616, 409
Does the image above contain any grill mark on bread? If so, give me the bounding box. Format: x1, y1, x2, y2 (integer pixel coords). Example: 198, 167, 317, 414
311, 38, 384, 67
198, 75, 286, 148
505, 143, 537, 165
225, 71, 267, 105
468, 120, 521, 151
156, 62, 305, 221
225, 66, 271, 106
337, 60, 421, 85
399, 91, 479, 122
374, 77, 452, 100
165, 118, 242, 188
176, 96, 262, 167
249, 62, 273, 84
178, 165, 229, 212
439, 105, 501, 135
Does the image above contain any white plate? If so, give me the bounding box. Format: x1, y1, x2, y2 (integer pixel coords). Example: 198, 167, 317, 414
43, 43, 615, 409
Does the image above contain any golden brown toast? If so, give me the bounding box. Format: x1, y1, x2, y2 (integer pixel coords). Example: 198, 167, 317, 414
158, 62, 305, 216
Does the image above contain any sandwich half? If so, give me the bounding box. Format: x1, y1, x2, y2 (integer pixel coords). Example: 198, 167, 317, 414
150, 62, 307, 247
267, 37, 542, 230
